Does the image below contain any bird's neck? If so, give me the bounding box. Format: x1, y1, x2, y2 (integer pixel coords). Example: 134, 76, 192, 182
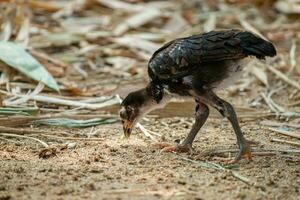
140, 89, 171, 119
146, 81, 164, 103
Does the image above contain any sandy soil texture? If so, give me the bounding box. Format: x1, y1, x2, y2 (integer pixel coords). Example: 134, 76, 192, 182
1, 117, 299, 200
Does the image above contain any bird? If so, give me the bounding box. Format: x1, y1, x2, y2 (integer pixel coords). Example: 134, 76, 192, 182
119, 29, 276, 162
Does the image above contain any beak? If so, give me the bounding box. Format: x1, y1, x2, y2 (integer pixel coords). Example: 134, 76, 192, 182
122, 120, 134, 138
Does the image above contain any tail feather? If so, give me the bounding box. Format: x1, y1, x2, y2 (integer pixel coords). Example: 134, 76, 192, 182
236, 31, 276, 59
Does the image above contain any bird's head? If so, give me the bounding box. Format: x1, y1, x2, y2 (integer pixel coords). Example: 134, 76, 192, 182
120, 88, 153, 138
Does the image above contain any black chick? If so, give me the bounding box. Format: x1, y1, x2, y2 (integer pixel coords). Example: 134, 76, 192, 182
120, 29, 276, 162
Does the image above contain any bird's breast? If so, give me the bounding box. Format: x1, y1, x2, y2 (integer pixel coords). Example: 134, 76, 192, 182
212, 59, 248, 91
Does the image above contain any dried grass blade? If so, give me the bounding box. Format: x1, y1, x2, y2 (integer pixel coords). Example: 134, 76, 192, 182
239, 16, 268, 40
3, 82, 45, 106
268, 128, 300, 140
271, 138, 300, 147
0, 133, 48, 148
113, 8, 161, 36
15, 9, 30, 47
265, 64, 300, 90
96, 0, 143, 12
288, 39, 297, 74
178, 155, 251, 185
203, 14, 216, 32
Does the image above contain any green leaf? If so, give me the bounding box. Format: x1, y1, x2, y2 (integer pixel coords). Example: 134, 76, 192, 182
34, 117, 119, 127
0, 107, 39, 116
0, 41, 59, 91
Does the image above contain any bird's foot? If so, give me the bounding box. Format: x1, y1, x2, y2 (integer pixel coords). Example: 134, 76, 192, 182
153, 142, 193, 153
226, 141, 252, 164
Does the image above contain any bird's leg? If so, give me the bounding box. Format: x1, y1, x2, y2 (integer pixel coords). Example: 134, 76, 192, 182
196, 90, 252, 163
156, 101, 209, 153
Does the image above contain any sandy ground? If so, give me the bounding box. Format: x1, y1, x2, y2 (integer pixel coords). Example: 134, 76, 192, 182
1, 115, 300, 200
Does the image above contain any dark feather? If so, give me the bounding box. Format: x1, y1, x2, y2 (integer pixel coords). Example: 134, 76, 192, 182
148, 29, 276, 81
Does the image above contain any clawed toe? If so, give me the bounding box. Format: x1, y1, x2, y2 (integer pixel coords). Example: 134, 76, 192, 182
152, 142, 174, 149
153, 142, 193, 153
225, 143, 252, 164
161, 145, 178, 152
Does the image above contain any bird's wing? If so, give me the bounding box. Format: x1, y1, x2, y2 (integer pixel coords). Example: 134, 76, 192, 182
148, 30, 246, 79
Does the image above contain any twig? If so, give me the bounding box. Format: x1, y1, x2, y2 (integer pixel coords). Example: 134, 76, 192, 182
268, 128, 300, 140
0, 113, 119, 127
0, 133, 48, 148
239, 15, 268, 41
267, 86, 287, 113
202, 148, 300, 157
286, 99, 300, 107
265, 64, 300, 90
73, 63, 88, 78
261, 88, 299, 118
2, 89, 120, 110
203, 14, 216, 32
136, 123, 158, 142
3, 82, 45, 106
0, 125, 71, 136
271, 138, 300, 147
0, 136, 25, 144
95, 0, 143, 12
260, 92, 279, 115
204, 149, 277, 156
113, 8, 161, 36
265, 148, 300, 154
260, 120, 300, 129
40, 134, 104, 141
178, 155, 252, 185
288, 39, 297, 75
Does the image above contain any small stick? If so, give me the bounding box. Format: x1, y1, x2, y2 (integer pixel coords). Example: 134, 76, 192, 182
265, 64, 300, 90
265, 148, 300, 154
271, 138, 300, 147
0, 126, 70, 136
3, 82, 44, 106
2, 90, 120, 110
0, 133, 48, 148
286, 100, 300, 107
260, 92, 279, 115
136, 123, 158, 142
204, 149, 278, 157
178, 155, 252, 185
0, 136, 24, 144
239, 17, 268, 41
40, 134, 104, 141
260, 120, 300, 129
288, 39, 297, 75
267, 86, 287, 113
203, 148, 300, 156
268, 128, 300, 140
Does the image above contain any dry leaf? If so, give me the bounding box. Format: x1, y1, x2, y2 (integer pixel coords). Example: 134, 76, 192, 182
113, 8, 161, 36
203, 14, 216, 32
96, 0, 143, 12
113, 36, 160, 54
251, 65, 268, 86
163, 13, 189, 32
239, 16, 268, 41
275, 0, 300, 14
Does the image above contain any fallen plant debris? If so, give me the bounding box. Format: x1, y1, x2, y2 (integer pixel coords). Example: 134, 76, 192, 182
33, 117, 119, 127
0, 41, 59, 91
0, 0, 300, 199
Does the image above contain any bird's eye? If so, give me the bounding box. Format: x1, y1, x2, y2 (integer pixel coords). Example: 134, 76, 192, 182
126, 106, 134, 115
120, 107, 128, 119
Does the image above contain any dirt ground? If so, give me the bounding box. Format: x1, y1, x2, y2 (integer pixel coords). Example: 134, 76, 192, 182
1, 115, 299, 200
